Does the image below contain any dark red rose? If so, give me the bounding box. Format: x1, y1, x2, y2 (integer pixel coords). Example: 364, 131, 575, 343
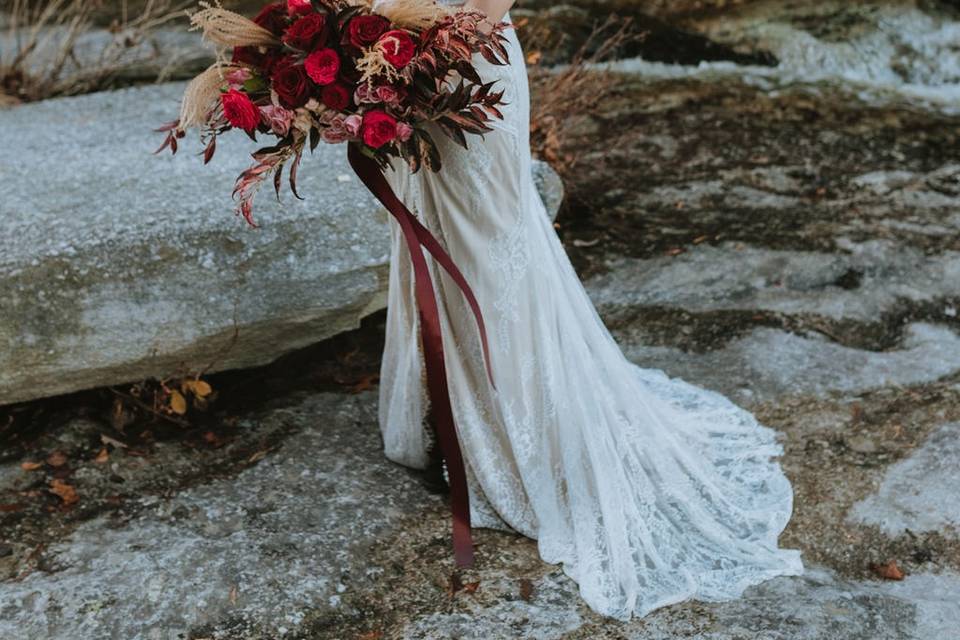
378, 30, 416, 68
304, 48, 340, 86
360, 109, 397, 148
232, 46, 281, 76
320, 82, 351, 111
252, 2, 289, 36
271, 56, 311, 107
221, 89, 261, 132
347, 15, 390, 48
337, 53, 362, 84
287, 0, 312, 16
282, 13, 327, 50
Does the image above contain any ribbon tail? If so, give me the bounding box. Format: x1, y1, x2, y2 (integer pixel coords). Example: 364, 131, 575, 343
348, 143, 476, 567
408, 217, 496, 389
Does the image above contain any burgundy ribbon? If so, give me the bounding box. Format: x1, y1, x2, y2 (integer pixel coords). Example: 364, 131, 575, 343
348, 143, 495, 567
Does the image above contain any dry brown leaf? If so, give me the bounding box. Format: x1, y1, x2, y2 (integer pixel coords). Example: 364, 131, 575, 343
519, 578, 534, 601
665, 247, 685, 257
525, 50, 542, 65
462, 580, 480, 594
183, 379, 213, 398
351, 374, 380, 394
247, 450, 269, 464
357, 632, 382, 640
101, 434, 129, 449
874, 560, 905, 581
20, 461, 43, 471
46, 451, 68, 467
169, 390, 188, 415
49, 479, 79, 505
94, 448, 110, 464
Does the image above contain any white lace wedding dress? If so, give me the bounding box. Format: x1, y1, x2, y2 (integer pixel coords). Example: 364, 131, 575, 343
379, 11, 804, 620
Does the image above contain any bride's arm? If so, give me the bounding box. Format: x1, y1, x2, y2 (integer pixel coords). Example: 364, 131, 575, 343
462, 0, 516, 31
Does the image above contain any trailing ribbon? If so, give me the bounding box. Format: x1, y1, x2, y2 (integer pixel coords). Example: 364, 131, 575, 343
348, 143, 495, 567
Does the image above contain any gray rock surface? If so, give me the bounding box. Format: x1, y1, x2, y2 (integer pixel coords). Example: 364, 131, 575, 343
0, 392, 438, 640
0, 82, 562, 406
588, 240, 960, 323
849, 421, 960, 537
620, 323, 960, 404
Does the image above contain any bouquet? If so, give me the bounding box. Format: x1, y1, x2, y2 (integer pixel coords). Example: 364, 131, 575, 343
157, 0, 510, 226
158, 0, 512, 568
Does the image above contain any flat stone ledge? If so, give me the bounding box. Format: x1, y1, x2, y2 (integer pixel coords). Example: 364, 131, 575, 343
0, 83, 562, 406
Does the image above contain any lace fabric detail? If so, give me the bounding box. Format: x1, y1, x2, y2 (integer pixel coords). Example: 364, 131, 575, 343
377, 21, 803, 620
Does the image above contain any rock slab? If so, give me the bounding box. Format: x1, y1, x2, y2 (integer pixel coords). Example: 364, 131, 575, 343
0, 83, 562, 406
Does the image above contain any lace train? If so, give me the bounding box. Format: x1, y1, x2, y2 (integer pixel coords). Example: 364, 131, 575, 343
378, 15, 804, 620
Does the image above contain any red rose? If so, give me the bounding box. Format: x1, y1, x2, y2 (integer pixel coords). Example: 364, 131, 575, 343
282, 13, 327, 50
378, 30, 416, 68
360, 109, 397, 148
320, 82, 351, 111
221, 89, 261, 132
305, 48, 340, 85
271, 56, 310, 108
287, 0, 312, 16
252, 2, 289, 36
347, 15, 390, 48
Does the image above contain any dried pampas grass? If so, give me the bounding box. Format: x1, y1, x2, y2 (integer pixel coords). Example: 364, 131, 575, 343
189, 2, 279, 49
372, 0, 452, 29
178, 63, 235, 131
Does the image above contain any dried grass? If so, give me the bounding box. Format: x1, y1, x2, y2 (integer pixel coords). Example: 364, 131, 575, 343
525, 17, 641, 174
1, 0, 191, 104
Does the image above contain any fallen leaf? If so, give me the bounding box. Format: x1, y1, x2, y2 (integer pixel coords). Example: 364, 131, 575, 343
462, 580, 480, 594
357, 632, 382, 640
247, 450, 269, 464
183, 379, 213, 398
874, 560, 905, 581
351, 374, 380, 394
665, 247, 685, 257
0, 503, 23, 513
46, 451, 68, 468
526, 50, 542, 65
692, 235, 709, 244
94, 448, 110, 464
571, 238, 600, 248
49, 479, 79, 505
101, 434, 129, 449
229, 585, 238, 605
519, 578, 534, 601
169, 390, 188, 415
20, 461, 43, 471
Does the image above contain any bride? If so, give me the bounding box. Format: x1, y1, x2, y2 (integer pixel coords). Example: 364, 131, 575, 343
378, 0, 804, 620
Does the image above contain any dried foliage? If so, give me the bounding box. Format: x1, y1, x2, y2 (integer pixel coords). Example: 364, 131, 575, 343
524, 16, 641, 174
0, 0, 190, 103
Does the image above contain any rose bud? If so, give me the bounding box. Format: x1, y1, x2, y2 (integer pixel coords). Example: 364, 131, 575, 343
344, 114, 362, 137
282, 13, 327, 50
221, 89, 261, 133
305, 48, 341, 86
271, 56, 311, 108
378, 30, 416, 69
287, 0, 312, 16
347, 15, 390, 49
320, 83, 351, 111
396, 121, 414, 142
360, 109, 398, 148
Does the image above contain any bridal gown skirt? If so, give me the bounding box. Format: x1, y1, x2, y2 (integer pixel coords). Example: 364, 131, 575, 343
378, 16, 804, 620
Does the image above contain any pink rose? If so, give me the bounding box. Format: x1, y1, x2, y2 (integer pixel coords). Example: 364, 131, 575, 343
344, 114, 362, 136
260, 104, 295, 136
374, 84, 405, 107
396, 121, 413, 142
225, 68, 253, 88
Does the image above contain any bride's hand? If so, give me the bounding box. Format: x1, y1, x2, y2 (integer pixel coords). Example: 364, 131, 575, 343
462, 0, 514, 33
